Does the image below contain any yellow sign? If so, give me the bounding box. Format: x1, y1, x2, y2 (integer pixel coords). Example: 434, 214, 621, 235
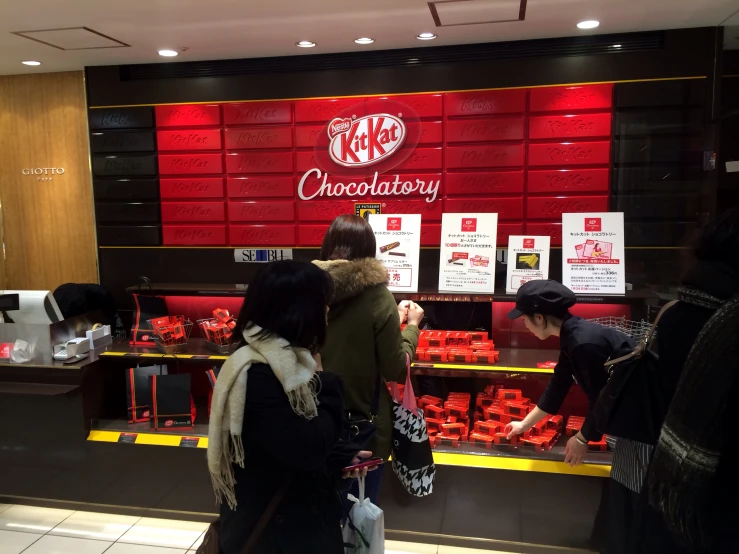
355, 203, 381, 221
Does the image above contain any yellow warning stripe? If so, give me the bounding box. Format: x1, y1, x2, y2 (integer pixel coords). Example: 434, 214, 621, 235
87, 430, 607, 475
100, 351, 229, 361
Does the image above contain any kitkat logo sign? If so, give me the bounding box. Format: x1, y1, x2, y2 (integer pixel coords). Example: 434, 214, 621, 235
585, 218, 602, 232
387, 217, 402, 231
327, 113, 406, 167
523, 238, 536, 248
461, 218, 477, 232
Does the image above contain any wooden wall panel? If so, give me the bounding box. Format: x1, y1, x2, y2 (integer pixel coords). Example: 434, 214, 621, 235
0, 71, 97, 290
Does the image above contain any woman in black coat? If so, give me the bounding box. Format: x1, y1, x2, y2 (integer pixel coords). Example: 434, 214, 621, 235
208, 261, 370, 554
630, 208, 739, 552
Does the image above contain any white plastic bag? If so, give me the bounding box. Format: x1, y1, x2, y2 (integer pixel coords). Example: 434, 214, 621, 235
343, 476, 384, 554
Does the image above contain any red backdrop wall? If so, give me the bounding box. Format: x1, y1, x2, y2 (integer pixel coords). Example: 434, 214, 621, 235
154, 84, 613, 247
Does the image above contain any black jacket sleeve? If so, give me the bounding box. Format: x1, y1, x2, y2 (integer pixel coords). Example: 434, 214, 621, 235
570, 344, 610, 442
243, 369, 351, 471
537, 352, 574, 416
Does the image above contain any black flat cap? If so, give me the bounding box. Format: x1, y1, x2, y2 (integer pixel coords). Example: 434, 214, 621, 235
507, 279, 577, 319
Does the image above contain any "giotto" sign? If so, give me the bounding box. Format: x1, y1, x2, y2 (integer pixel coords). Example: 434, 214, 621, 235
22, 167, 65, 175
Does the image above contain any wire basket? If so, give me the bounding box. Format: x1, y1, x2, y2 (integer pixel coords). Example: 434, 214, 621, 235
588, 316, 653, 342
147, 317, 194, 353
197, 318, 237, 354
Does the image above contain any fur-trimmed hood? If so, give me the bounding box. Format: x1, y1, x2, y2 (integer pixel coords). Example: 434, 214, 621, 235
312, 258, 388, 304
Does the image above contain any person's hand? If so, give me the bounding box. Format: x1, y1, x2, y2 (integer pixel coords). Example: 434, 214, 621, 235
406, 302, 425, 327
564, 435, 588, 467
505, 421, 526, 439
397, 300, 411, 325
312, 352, 323, 372
342, 450, 378, 479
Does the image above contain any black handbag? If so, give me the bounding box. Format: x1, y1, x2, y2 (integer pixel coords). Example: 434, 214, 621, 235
346, 376, 381, 451
593, 300, 677, 445
130, 276, 169, 346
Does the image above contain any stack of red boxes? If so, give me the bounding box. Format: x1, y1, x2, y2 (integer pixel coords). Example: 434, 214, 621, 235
566, 415, 607, 451
198, 308, 236, 346
415, 330, 500, 365
149, 316, 189, 346
420, 393, 472, 448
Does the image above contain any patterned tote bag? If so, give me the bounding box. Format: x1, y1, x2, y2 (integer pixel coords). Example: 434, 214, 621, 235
389, 354, 435, 497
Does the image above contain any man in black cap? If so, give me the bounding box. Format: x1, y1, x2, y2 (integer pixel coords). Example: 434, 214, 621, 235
505, 279, 634, 466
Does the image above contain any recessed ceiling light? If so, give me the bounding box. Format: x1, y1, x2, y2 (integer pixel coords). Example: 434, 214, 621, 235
417, 32, 437, 40
158, 49, 178, 57
296, 41, 316, 48
577, 20, 600, 29
21, 60, 41, 66
612, 44, 622, 48
355, 37, 374, 45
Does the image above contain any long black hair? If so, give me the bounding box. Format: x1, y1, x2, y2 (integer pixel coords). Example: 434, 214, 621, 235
233, 260, 333, 353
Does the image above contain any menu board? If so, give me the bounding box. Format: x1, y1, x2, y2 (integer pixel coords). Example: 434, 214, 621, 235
506, 236, 551, 294
562, 212, 625, 294
438, 213, 498, 293
368, 214, 421, 292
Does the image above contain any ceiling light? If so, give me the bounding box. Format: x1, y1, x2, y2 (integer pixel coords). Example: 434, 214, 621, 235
417, 32, 437, 40
158, 49, 178, 57
21, 60, 41, 66
612, 44, 622, 48
355, 37, 374, 45
296, 41, 316, 48
577, 20, 600, 30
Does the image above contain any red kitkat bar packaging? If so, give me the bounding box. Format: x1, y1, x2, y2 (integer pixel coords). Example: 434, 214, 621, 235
426, 418, 445, 435
470, 432, 495, 448
418, 396, 443, 410
469, 331, 489, 342
475, 421, 501, 435
548, 415, 564, 430
441, 423, 466, 437
424, 404, 446, 419
497, 389, 522, 401
588, 438, 608, 452
494, 432, 518, 445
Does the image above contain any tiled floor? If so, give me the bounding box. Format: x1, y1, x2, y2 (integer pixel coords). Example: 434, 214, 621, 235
0, 503, 513, 554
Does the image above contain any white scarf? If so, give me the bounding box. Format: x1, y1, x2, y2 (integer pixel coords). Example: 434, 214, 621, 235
207, 325, 319, 509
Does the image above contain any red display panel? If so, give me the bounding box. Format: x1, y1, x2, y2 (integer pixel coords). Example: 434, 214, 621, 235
294, 98, 364, 123
298, 201, 356, 222
163, 225, 227, 246
445, 90, 526, 116
298, 225, 330, 246
155, 105, 221, 127
527, 142, 611, 166
366, 94, 443, 118
146, 85, 616, 249
225, 152, 294, 174
296, 125, 327, 148
529, 85, 612, 113
528, 169, 609, 194
526, 196, 609, 220
158, 154, 223, 175
161, 201, 226, 222
446, 117, 525, 143
223, 101, 292, 125
160, 178, 224, 199
227, 176, 294, 198
381, 199, 443, 221
528, 113, 612, 140
498, 223, 524, 246
157, 129, 222, 151
224, 126, 293, 150
421, 224, 441, 246
447, 144, 525, 169
445, 171, 524, 195
526, 222, 563, 245
444, 197, 524, 220
230, 225, 296, 246
228, 201, 295, 222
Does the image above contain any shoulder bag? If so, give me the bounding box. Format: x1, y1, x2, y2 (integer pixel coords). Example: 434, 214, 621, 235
593, 300, 677, 445
196, 477, 291, 554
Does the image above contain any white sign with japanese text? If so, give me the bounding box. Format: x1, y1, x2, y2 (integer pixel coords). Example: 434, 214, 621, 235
505, 236, 551, 294
368, 213, 421, 292
562, 212, 625, 295
438, 213, 498, 293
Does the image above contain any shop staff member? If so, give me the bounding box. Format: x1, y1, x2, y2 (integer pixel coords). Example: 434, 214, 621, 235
505, 280, 634, 466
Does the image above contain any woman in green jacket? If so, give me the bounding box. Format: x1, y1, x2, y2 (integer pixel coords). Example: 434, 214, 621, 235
314, 214, 423, 505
